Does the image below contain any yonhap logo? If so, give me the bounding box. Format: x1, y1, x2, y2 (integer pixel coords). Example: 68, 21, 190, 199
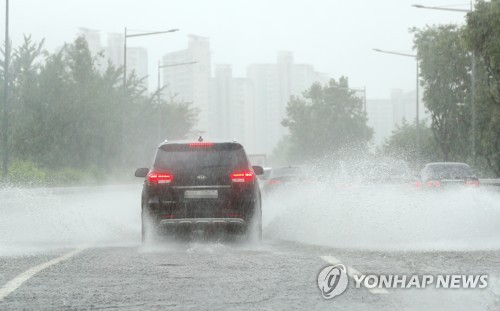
318, 264, 349, 299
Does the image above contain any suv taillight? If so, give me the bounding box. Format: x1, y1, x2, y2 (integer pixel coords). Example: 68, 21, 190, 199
465, 180, 479, 187
426, 180, 441, 188
189, 142, 214, 148
147, 171, 174, 185
230, 170, 255, 183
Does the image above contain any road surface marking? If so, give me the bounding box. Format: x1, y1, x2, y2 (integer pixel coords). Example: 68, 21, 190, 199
0, 246, 88, 301
321, 255, 389, 294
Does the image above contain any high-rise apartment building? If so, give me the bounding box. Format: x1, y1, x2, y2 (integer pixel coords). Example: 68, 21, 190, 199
79, 28, 101, 57
159, 36, 326, 154
366, 88, 427, 147
106, 33, 124, 68
79, 29, 149, 91
247, 52, 329, 154
162, 35, 211, 134
126, 47, 148, 88
209, 65, 254, 149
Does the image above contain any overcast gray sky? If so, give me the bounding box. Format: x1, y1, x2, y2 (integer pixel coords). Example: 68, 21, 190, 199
1, 0, 469, 98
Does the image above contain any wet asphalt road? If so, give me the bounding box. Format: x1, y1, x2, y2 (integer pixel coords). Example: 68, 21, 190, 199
1, 185, 500, 310
1, 240, 500, 310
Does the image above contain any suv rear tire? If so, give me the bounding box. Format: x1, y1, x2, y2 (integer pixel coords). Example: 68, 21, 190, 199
141, 209, 158, 244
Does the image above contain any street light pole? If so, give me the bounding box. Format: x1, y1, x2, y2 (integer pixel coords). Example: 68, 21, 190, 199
373, 48, 420, 157
120, 27, 179, 163
123, 28, 179, 88
412, 3, 476, 162
412, 4, 470, 13
123, 27, 127, 87
2, 0, 10, 181
416, 58, 420, 155
363, 86, 367, 113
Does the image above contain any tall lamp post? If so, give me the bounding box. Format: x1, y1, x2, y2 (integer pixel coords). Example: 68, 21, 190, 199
121, 27, 178, 163
156, 61, 197, 141
373, 48, 420, 157
2, 0, 9, 181
412, 3, 476, 162
123, 28, 179, 87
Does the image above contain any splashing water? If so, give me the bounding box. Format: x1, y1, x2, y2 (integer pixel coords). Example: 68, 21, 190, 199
263, 171, 500, 250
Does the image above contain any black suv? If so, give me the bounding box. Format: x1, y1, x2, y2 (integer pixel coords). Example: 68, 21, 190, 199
135, 139, 264, 242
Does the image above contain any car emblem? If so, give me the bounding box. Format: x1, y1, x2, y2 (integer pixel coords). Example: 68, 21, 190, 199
196, 175, 207, 181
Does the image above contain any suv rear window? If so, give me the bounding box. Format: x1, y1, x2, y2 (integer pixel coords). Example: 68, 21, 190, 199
424, 164, 475, 179
154, 143, 248, 170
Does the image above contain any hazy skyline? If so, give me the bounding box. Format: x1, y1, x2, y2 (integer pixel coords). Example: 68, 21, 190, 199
1, 0, 468, 98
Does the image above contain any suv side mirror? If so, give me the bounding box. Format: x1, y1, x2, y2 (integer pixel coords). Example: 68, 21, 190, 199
135, 167, 149, 178
252, 166, 264, 175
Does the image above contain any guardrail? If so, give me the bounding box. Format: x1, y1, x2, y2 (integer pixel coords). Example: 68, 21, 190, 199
479, 179, 500, 188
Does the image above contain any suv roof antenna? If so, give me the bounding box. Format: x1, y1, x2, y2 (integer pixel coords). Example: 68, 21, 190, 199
198, 136, 203, 142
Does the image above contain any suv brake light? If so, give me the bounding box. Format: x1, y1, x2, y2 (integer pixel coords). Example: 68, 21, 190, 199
147, 171, 174, 185
465, 180, 479, 187
425, 180, 441, 188
189, 142, 214, 148
230, 170, 255, 183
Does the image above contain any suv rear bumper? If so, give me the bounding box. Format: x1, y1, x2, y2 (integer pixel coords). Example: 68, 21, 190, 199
159, 218, 246, 230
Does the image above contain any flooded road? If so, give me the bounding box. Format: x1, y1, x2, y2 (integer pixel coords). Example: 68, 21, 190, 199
1, 184, 499, 309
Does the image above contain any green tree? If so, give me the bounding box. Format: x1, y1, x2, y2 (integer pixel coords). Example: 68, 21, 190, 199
282, 77, 373, 162
463, 0, 500, 176
268, 135, 292, 166
8, 36, 45, 165
1, 35, 201, 185
380, 119, 442, 167
464, 0, 500, 105
412, 25, 472, 161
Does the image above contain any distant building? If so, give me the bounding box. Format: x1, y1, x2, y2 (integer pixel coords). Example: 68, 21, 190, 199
246, 63, 279, 154
78, 29, 149, 91
366, 88, 426, 147
391, 89, 425, 127
126, 47, 148, 88
366, 99, 394, 146
247, 51, 329, 154
106, 33, 124, 68
79, 28, 105, 73
162, 35, 211, 134
79, 28, 101, 56
209, 65, 254, 149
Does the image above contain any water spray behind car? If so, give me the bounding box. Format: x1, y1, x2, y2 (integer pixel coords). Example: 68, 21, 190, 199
262, 153, 500, 251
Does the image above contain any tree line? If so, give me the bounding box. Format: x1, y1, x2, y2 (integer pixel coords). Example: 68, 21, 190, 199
0, 36, 199, 185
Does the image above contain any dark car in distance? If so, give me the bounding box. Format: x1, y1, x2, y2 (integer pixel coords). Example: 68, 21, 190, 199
264, 166, 309, 193
135, 139, 264, 242
417, 162, 479, 189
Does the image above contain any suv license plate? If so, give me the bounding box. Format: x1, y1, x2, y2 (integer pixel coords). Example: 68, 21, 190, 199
184, 190, 218, 199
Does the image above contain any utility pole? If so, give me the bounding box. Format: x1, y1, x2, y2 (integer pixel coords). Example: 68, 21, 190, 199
373, 48, 420, 158
120, 27, 179, 163
2, 0, 10, 181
